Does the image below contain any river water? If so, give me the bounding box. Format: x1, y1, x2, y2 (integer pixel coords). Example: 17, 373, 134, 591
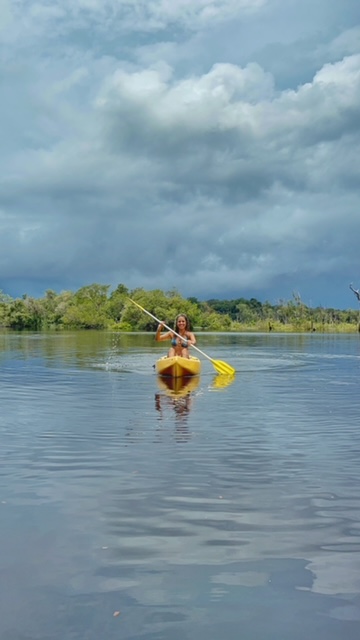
1, 330, 360, 640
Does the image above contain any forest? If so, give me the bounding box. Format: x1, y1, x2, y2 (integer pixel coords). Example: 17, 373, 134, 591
0, 283, 359, 332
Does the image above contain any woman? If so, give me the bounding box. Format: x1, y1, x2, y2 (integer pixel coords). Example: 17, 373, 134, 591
155, 313, 196, 359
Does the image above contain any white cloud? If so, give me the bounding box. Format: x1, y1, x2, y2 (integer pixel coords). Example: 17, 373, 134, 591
95, 53, 360, 198
326, 26, 360, 59
97, 61, 274, 139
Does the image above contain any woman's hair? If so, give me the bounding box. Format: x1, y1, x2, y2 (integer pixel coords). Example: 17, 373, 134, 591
174, 313, 191, 331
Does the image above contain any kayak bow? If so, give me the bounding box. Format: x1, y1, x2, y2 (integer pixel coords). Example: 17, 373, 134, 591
156, 355, 201, 378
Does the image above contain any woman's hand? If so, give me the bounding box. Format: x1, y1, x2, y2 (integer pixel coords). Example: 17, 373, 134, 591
155, 323, 164, 340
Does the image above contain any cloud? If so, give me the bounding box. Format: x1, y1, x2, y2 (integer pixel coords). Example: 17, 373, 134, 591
95, 54, 360, 199
2, 0, 267, 49
0, 0, 12, 31
1, 0, 360, 307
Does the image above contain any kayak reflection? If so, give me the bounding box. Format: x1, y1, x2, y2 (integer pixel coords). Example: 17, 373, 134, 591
156, 375, 200, 398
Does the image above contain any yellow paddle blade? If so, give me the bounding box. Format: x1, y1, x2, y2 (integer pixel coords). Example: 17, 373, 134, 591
210, 358, 236, 376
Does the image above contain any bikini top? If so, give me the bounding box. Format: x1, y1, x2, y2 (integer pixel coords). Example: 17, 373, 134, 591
171, 335, 188, 347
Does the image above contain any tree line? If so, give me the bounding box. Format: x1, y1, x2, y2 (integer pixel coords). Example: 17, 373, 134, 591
0, 284, 359, 332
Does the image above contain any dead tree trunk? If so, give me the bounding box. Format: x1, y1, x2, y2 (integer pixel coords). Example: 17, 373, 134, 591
349, 284, 360, 332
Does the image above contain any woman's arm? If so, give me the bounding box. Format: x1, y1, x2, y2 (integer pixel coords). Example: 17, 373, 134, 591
183, 331, 196, 347
155, 324, 171, 342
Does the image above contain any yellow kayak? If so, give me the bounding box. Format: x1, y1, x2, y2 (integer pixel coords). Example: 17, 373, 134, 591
155, 355, 201, 378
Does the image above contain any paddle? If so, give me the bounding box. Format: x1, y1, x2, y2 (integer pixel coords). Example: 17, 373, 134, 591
127, 298, 236, 376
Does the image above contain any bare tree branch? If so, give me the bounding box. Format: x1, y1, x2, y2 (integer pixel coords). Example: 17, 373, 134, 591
350, 283, 360, 302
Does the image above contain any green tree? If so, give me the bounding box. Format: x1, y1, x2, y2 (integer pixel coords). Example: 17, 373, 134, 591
120, 288, 202, 331
201, 311, 231, 330
7, 297, 44, 329
0, 290, 13, 325
236, 302, 257, 325
107, 283, 129, 323
63, 284, 110, 329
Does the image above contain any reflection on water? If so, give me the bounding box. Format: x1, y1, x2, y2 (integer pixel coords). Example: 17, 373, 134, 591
1, 331, 360, 640
156, 374, 201, 397
209, 373, 236, 390
155, 391, 193, 441
155, 376, 200, 440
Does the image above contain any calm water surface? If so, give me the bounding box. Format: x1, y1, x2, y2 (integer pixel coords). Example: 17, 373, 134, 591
1, 330, 360, 640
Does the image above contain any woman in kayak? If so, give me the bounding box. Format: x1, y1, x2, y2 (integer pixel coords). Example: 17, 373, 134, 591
155, 314, 196, 358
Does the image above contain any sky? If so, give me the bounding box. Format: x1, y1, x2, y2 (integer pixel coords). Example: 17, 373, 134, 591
1, 0, 360, 309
